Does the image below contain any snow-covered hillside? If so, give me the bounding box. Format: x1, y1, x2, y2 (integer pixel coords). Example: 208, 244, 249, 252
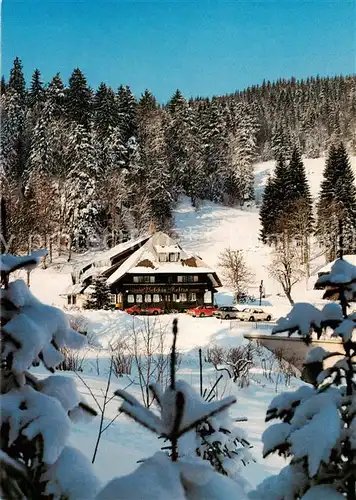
22, 155, 356, 491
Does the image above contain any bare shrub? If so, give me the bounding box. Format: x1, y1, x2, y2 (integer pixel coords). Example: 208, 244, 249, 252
124, 317, 175, 407
57, 347, 87, 372
252, 342, 299, 390
109, 338, 133, 377
206, 343, 254, 387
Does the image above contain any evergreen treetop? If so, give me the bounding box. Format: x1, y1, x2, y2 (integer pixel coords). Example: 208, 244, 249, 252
8, 57, 26, 99
66, 68, 93, 127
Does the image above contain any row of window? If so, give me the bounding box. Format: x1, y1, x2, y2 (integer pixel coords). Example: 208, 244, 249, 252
127, 292, 197, 304
132, 275, 200, 284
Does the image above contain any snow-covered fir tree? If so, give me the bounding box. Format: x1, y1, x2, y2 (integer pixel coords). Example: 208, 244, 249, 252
28, 69, 45, 111
227, 103, 259, 205
65, 124, 101, 253
0, 251, 100, 499
316, 143, 356, 261
251, 250, 356, 499
85, 275, 112, 310
260, 149, 313, 247
66, 68, 92, 128
8, 56, 26, 101
165, 89, 204, 206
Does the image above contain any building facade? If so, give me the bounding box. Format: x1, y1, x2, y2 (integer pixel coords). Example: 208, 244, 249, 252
63, 232, 222, 310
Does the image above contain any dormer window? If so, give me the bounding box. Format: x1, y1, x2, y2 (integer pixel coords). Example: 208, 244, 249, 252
169, 253, 179, 262
158, 253, 168, 262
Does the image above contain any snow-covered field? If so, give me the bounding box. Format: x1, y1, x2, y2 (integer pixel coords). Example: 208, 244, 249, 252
25, 155, 356, 489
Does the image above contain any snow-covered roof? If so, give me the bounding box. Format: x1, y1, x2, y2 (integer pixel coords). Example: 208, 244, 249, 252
107, 231, 221, 286
126, 265, 215, 274
318, 255, 356, 275
80, 266, 109, 282
97, 234, 149, 262
74, 235, 149, 272
60, 284, 85, 296
155, 244, 181, 253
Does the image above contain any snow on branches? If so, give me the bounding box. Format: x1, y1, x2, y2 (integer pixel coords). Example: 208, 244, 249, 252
0, 252, 99, 499
252, 256, 356, 499
98, 319, 249, 499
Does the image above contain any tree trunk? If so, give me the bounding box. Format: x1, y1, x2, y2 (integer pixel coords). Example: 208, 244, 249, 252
284, 288, 294, 306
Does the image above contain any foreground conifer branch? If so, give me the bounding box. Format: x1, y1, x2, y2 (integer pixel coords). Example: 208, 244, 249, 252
0, 252, 99, 499
251, 253, 356, 500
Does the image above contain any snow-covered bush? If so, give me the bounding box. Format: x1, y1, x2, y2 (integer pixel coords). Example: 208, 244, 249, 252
191, 349, 254, 480
0, 252, 100, 499
98, 319, 250, 499
195, 410, 253, 481
251, 256, 356, 499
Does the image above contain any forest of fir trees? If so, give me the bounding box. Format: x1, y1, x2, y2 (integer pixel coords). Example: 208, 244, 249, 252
259, 142, 356, 279
1, 57, 356, 258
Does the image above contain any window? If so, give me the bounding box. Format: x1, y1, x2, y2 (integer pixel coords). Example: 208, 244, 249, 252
144, 294, 152, 303
136, 294, 143, 303
177, 276, 183, 283
193, 276, 199, 282
110, 294, 116, 304
128, 294, 135, 303
158, 253, 168, 262
165, 294, 171, 302
169, 253, 179, 262
67, 295, 77, 305
133, 276, 154, 283
190, 292, 197, 302
153, 294, 160, 303
172, 293, 178, 302
179, 293, 187, 302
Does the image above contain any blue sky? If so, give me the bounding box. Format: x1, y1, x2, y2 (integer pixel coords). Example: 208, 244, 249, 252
2, 0, 356, 102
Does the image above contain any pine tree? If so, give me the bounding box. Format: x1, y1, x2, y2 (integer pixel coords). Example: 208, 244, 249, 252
138, 89, 159, 113
93, 83, 119, 140
253, 253, 356, 499
8, 57, 26, 100
285, 147, 314, 265
199, 97, 229, 202
66, 68, 92, 127
117, 84, 138, 144
227, 103, 258, 205
1, 76, 7, 95
165, 90, 205, 205
65, 124, 101, 254
1, 89, 27, 183
0, 252, 99, 499
259, 155, 291, 244
136, 99, 173, 230
28, 69, 45, 109
317, 143, 356, 261
85, 275, 112, 309
47, 73, 66, 118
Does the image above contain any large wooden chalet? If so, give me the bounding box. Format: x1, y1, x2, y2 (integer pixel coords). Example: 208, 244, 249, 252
63, 232, 222, 310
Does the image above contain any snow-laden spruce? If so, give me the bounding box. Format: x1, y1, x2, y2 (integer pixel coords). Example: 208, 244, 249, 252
251, 255, 356, 499
0, 252, 100, 499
